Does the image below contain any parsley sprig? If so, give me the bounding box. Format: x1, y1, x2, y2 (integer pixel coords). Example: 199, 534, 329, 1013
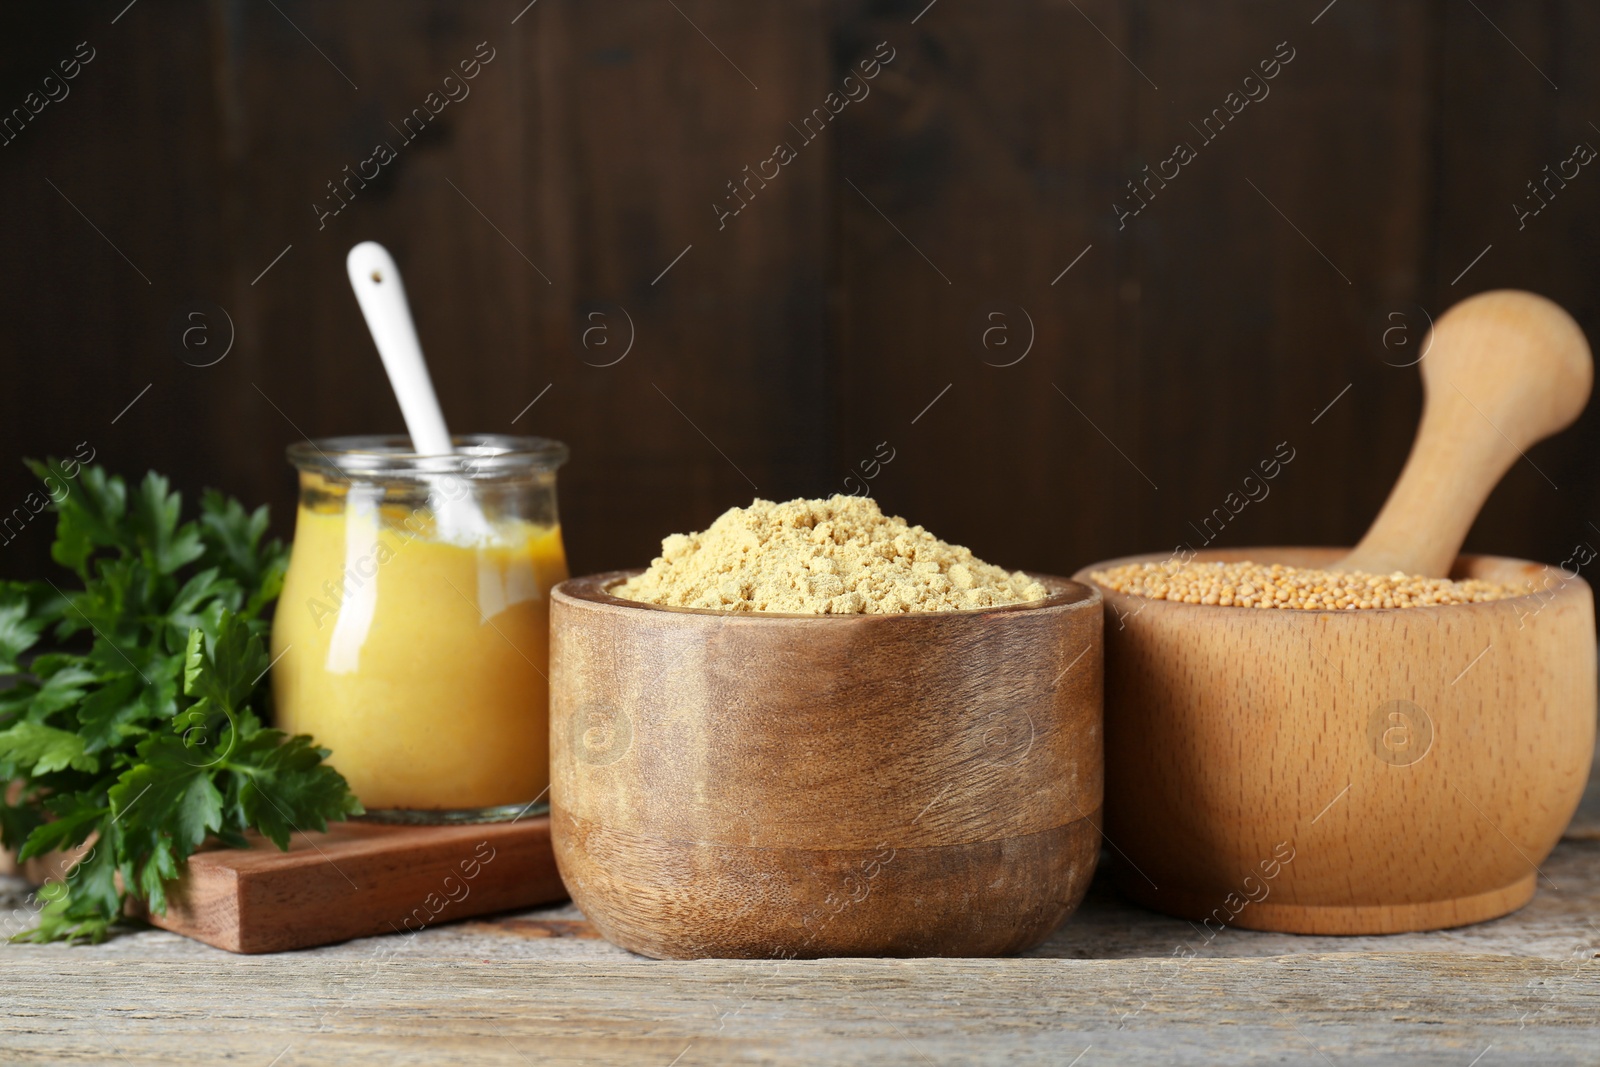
0, 460, 361, 943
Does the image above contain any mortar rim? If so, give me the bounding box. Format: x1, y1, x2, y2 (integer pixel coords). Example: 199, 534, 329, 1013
1074, 546, 1589, 618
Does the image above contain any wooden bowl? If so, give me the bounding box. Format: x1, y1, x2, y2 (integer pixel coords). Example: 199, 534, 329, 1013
1075, 547, 1597, 934
548, 571, 1103, 959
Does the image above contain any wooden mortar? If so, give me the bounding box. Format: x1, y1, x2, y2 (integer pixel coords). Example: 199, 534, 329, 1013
549, 572, 1102, 959
1078, 290, 1597, 934
1077, 547, 1594, 934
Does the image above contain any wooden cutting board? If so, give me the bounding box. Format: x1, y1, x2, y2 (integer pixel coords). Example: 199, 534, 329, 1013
141, 815, 566, 953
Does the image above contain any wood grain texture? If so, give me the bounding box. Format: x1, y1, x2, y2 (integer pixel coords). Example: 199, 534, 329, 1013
3, 2, 1599, 593
4, 952, 1599, 1065
1077, 547, 1597, 934
3, 771, 1598, 1062
3, 833, 1600, 1066
549, 571, 1103, 958
141, 817, 566, 954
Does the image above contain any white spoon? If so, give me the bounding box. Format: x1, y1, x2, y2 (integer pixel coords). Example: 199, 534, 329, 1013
346, 241, 491, 541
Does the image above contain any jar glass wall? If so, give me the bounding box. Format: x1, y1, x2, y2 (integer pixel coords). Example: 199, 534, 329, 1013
271, 435, 569, 823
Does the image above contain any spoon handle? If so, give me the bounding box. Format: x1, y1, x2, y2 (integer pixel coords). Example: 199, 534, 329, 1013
1339, 290, 1591, 578
346, 241, 454, 456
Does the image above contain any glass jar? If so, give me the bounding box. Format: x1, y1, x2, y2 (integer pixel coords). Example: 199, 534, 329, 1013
271, 435, 569, 823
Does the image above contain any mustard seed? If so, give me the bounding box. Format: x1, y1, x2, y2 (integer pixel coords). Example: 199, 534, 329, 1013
1090, 560, 1525, 610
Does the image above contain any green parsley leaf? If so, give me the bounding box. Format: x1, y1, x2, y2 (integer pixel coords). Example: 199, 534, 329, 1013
183, 614, 265, 715
0, 460, 360, 942
233, 732, 364, 851
25, 460, 126, 579
0, 721, 97, 775
17, 794, 105, 861
0, 594, 44, 673
74, 673, 142, 753
18, 838, 119, 944
130, 471, 206, 576
28, 665, 101, 720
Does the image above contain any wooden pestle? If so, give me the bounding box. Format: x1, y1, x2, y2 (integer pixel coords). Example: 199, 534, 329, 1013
1339, 290, 1592, 578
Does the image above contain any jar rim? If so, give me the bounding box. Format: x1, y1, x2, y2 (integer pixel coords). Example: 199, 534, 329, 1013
286, 434, 569, 478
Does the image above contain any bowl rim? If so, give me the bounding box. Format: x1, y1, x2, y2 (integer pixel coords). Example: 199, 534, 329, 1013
1073, 545, 1590, 615
553, 569, 1100, 620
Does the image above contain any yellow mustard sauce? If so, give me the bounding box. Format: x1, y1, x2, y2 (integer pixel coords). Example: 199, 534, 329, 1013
272, 495, 567, 811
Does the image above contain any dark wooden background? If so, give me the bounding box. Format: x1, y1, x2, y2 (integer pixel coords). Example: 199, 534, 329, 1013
2, 0, 1597, 583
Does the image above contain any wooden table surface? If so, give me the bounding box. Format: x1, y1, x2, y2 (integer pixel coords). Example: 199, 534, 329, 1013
3, 755, 1597, 1066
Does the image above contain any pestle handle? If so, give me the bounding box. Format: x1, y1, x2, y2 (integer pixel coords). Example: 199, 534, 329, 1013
1339, 290, 1592, 578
